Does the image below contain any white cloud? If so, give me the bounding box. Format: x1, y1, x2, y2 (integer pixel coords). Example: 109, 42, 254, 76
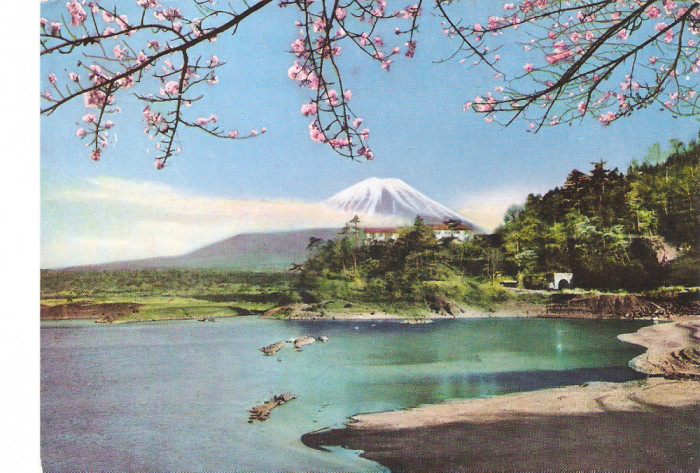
456, 186, 545, 232
41, 176, 390, 268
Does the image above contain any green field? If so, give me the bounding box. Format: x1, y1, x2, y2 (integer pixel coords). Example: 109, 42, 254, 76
40, 269, 300, 323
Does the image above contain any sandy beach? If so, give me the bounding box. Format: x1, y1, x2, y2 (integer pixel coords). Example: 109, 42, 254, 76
302, 317, 700, 471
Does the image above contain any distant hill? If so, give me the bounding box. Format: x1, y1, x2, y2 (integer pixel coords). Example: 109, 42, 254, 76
67, 228, 342, 271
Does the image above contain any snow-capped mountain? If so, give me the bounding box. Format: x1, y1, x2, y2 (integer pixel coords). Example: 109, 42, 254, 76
323, 177, 484, 230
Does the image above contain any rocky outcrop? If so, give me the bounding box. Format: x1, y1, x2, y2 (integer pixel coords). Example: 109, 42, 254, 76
262, 303, 328, 320
293, 336, 316, 350
260, 341, 287, 356
248, 394, 297, 422
545, 294, 669, 319
428, 295, 458, 316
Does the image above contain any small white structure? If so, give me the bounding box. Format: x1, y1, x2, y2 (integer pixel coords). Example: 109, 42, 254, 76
548, 273, 573, 290
364, 227, 399, 243
430, 224, 474, 242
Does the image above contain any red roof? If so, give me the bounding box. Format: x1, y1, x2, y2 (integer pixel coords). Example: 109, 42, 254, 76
363, 227, 397, 234
430, 224, 472, 231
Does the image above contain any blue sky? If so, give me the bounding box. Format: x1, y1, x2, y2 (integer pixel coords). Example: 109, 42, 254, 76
40, 0, 699, 267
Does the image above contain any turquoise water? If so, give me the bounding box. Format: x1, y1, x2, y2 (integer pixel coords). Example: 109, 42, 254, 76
41, 317, 649, 472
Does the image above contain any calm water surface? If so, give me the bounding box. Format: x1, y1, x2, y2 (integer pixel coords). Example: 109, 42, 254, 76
41, 317, 649, 472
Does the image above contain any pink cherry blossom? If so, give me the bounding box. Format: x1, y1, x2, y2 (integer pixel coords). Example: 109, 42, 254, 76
598, 111, 616, 125
75, 128, 86, 137
474, 93, 496, 112
196, 117, 209, 126
308, 122, 326, 142
523, 63, 533, 73
251, 129, 258, 136
577, 101, 586, 114
358, 147, 373, 160
137, 0, 160, 8
300, 103, 317, 115
49, 22, 62, 36
343, 89, 353, 101
546, 48, 573, 64
327, 89, 339, 106
40, 17, 48, 27
90, 148, 101, 161
163, 81, 180, 95
352, 118, 363, 127
113, 45, 126, 60
48, 73, 57, 84
66, 0, 87, 26
405, 41, 417, 58
82, 113, 97, 123
646, 5, 661, 18
335, 8, 346, 20
228, 130, 239, 138
155, 159, 165, 169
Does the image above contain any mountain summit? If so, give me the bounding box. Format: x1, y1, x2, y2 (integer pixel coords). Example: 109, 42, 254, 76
323, 177, 482, 229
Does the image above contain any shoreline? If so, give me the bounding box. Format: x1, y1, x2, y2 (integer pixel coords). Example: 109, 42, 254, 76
42, 290, 698, 323
302, 316, 700, 471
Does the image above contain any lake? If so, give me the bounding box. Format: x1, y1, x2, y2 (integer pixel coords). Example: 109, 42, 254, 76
41, 317, 649, 472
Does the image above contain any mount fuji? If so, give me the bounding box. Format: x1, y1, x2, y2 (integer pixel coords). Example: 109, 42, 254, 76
323, 177, 484, 230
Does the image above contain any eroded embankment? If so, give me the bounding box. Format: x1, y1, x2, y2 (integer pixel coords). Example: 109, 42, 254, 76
619, 317, 700, 378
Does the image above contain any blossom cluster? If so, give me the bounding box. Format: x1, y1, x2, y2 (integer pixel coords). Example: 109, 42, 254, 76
282, 0, 423, 160
448, 0, 699, 129
41, 0, 267, 168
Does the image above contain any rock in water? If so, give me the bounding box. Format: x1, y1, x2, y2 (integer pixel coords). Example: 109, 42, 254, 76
248, 393, 297, 422
294, 336, 316, 350
317, 336, 329, 343
260, 341, 287, 356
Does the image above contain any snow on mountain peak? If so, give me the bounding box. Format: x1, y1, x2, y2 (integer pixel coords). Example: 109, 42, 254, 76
323, 177, 484, 230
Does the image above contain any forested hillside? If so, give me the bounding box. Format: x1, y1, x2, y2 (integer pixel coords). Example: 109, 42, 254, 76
301, 135, 698, 296
497, 135, 698, 290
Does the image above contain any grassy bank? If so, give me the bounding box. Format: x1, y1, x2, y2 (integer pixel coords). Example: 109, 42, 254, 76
40, 269, 300, 323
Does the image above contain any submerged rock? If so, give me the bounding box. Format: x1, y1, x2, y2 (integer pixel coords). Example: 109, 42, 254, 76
294, 336, 316, 350
248, 393, 297, 422
317, 336, 329, 343
260, 341, 287, 356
